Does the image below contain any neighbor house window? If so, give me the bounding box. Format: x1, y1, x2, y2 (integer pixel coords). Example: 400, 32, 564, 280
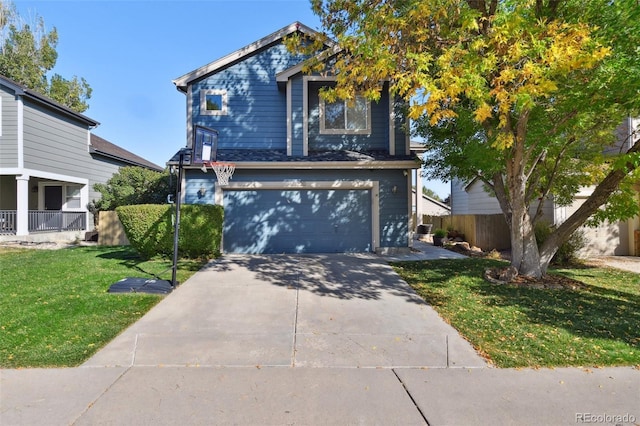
200, 89, 228, 115
65, 185, 82, 209
320, 95, 370, 135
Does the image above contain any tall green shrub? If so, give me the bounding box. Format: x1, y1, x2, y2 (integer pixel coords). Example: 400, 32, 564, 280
116, 204, 223, 259
535, 221, 586, 265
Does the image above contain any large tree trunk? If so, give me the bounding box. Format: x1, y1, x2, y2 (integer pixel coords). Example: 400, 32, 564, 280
509, 202, 544, 279
505, 112, 545, 278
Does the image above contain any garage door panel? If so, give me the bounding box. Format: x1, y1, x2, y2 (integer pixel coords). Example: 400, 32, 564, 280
223, 189, 371, 254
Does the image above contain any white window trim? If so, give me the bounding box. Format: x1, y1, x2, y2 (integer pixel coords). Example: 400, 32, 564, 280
319, 95, 371, 135
38, 182, 86, 211
65, 184, 83, 210
200, 89, 228, 116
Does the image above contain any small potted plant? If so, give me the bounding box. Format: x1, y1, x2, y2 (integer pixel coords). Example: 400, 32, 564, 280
433, 228, 447, 246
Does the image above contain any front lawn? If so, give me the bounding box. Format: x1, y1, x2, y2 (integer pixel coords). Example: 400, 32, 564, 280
392, 258, 640, 368
0, 246, 207, 368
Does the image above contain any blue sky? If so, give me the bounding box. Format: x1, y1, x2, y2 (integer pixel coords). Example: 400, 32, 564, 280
13, 0, 450, 199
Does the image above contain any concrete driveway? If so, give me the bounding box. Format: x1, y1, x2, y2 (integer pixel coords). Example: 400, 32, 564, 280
3, 253, 637, 426
83, 253, 485, 369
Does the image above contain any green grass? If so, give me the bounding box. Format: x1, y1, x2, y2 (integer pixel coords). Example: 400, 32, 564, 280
0, 246, 207, 368
392, 258, 640, 368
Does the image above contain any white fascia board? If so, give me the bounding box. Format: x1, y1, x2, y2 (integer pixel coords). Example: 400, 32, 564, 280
173, 22, 330, 91
1, 168, 89, 185
224, 180, 375, 190
464, 176, 481, 192
276, 45, 342, 83
187, 160, 419, 170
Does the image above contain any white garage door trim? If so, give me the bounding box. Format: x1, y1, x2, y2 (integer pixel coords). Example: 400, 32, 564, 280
217, 180, 380, 251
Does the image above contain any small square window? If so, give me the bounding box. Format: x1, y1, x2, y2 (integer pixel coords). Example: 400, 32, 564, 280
201, 90, 228, 115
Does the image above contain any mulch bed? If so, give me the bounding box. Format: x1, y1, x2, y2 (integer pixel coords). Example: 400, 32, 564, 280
444, 242, 587, 290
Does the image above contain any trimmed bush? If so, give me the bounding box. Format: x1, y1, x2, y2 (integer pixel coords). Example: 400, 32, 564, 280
116, 204, 223, 259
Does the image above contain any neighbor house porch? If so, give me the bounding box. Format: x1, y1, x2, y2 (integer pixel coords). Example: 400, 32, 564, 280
0, 173, 90, 239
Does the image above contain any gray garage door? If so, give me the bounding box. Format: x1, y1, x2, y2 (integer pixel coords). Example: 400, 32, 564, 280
223, 189, 372, 253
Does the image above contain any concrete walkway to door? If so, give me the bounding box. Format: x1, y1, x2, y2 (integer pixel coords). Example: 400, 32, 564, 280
2, 252, 638, 425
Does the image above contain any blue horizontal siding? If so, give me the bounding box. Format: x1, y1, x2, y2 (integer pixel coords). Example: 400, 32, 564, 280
291, 76, 304, 157
393, 97, 409, 155
191, 43, 305, 150
306, 82, 389, 152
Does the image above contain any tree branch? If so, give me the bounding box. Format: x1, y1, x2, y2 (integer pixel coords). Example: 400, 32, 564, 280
540, 138, 640, 261
491, 172, 512, 227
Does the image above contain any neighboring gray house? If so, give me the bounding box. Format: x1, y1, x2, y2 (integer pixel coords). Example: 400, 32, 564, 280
412, 188, 450, 216
0, 75, 162, 241
170, 22, 420, 254
450, 117, 640, 256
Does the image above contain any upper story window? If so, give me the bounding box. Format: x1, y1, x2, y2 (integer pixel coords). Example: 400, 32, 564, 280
320, 95, 370, 135
200, 89, 228, 115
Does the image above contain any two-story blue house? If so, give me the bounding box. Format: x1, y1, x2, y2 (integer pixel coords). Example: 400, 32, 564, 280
170, 22, 419, 254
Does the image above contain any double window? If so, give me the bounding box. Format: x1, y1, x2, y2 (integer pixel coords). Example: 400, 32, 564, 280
320, 95, 370, 135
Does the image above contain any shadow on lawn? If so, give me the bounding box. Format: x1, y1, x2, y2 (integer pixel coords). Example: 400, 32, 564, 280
402, 258, 640, 348
93, 246, 203, 279
479, 282, 640, 347
200, 254, 427, 303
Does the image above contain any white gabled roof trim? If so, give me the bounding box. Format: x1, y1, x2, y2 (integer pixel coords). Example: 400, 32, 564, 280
276, 44, 342, 83
173, 22, 330, 92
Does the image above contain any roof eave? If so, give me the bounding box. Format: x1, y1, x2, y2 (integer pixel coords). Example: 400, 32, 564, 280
173, 21, 331, 92
89, 147, 163, 171
276, 45, 342, 83
178, 160, 420, 170
0, 75, 99, 127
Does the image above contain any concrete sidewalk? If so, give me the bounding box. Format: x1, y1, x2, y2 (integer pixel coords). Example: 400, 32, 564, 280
2, 251, 638, 425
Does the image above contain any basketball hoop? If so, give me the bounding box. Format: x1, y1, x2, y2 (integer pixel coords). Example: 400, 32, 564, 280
201, 161, 236, 186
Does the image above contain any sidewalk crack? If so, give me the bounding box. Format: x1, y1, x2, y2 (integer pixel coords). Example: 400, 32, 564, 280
71, 366, 131, 425
392, 369, 430, 425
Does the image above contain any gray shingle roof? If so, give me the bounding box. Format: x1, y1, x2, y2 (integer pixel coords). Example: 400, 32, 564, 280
168, 149, 417, 165
90, 134, 164, 171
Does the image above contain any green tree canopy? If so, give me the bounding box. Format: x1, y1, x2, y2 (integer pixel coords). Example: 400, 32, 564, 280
301, 0, 640, 278
422, 186, 443, 202
0, 0, 91, 112
92, 167, 175, 212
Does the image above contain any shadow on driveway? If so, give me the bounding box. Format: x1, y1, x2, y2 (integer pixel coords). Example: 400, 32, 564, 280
201, 253, 426, 304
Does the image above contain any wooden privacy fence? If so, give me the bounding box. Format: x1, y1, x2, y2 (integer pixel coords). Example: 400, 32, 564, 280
419, 214, 510, 251
98, 211, 130, 246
